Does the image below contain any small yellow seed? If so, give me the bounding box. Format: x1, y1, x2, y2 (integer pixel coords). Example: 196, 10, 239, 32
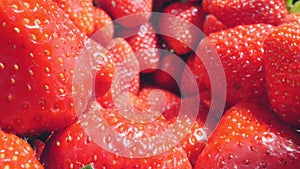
44, 85, 49, 91
11, 4, 18, 10
7, 95, 13, 101
13, 27, 20, 34
23, 2, 30, 8
0, 62, 5, 70
59, 88, 65, 94
13, 64, 19, 70
24, 18, 30, 24
10, 78, 16, 85
30, 34, 37, 41
45, 67, 50, 73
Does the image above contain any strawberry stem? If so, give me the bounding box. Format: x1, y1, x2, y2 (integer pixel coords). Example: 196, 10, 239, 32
81, 164, 94, 169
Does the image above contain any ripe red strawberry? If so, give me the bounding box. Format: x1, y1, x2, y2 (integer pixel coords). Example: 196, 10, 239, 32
159, 2, 206, 55
202, 14, 227, 35
136, 84, 181, 121
96, 38, 140, 108
151, 53, 186, 94
92, 7, 114, 46
54, 0, 94, 35
181, 54, 207, 97
177, 118, 207, 166
41, 109, 192, 169
192, 24, 274, 105
84, 39, 115, 99
94, 0, 153, 28
170, 97, 209, 166
263, 24, 300, 128
0, 0, 84, 135
0, 130, 43, 168
202, 0, 288, 27
195, 102, 300, 168
118, 22, 160, 73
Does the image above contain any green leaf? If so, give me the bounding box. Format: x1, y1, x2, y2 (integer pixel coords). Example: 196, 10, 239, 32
286, 0, 293, 8
290, 1, 300, 13
81, 164, 94, 169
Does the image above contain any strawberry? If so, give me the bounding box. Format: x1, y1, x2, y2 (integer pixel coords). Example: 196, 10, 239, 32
0, 130, 43, 168
195, 102, 300, 168
0, 0, 84, 135
192, 24, 274, 105
136, 84, 181, 121
151, 53, 185, 94
94, 0, 153, 28
202, 14, 227, 35
41, 109, 192, 169
159, 2, 206, 55
172, 97, 209, 166
118, 22, 160, 73
177, 118, 207, 166
84, 39, 115, 100
263, 23, 300, 128
96, 38, 140, 108
92, 7, 114, 46
202, 0, 288, 27
54, 0, 94, 35
181, 54, 207, 97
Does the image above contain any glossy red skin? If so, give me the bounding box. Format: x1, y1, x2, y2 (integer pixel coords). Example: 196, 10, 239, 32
151, 53, 186, 94
159, 2, 206, 55
195, 102, 300, 169
138, 84, 182, 121
0, 0, 84, 135
202, 14, 228, 35
181, 54, 207, 97
92, 7, 114, 46
119, 22, 160, 73
202, 0, 288, 27
0, 130, 43, 168
96, 38, 140, 108
193, 24, 274, 105
94, 0, 153, 28
172, 97, 209, 166
178, 119, 207, 167
41, 109, 192, 169
54, 0, 94, 35
264, 24, 300, 128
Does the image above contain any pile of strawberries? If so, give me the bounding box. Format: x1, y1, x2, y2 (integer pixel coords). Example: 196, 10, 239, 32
0, 0, 300, 168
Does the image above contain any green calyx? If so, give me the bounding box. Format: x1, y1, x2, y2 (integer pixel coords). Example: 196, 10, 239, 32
81, 164, 94, 169
287, 0, 300, 13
